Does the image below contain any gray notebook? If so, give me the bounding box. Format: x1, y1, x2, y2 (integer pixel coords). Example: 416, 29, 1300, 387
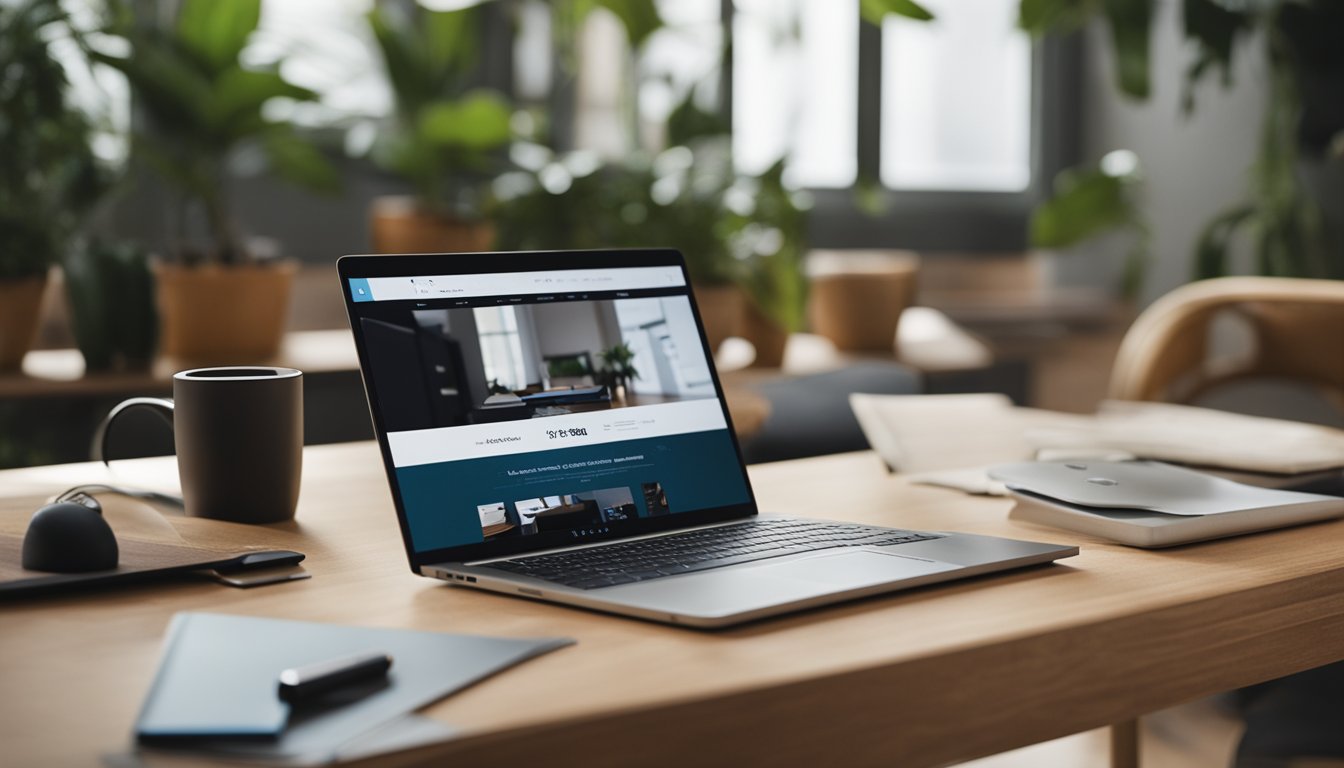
134, 612, 572, 763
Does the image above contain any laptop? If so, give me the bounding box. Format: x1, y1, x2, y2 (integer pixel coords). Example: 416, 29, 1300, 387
339, 249, 1078, 627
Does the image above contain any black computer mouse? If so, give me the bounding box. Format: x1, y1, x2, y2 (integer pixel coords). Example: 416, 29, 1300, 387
21, 501, 119, 573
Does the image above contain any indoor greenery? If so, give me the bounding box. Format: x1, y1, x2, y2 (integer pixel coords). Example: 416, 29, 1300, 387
362, 0, 666, 219
0, 0, 108, 280
365, 1, 512, 218
1022, 0, 1344, 282
728, 160, 811, 334
63, 239, 157, 372
492, 140, 741, 286
597, 342, 640, 394
1031, 151, 1149, 297
91, 0, 338, 265
492, 0, 941, 334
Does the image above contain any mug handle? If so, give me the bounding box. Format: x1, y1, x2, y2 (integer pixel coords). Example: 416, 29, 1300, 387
92, 397, 175, 466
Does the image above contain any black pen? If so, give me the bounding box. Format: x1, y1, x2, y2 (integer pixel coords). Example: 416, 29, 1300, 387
277, 651, 393, 704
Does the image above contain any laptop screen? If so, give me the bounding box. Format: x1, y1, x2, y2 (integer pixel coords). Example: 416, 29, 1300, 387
341, 251, 755, 567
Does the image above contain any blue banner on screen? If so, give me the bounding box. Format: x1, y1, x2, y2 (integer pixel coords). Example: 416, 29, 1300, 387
396, 430, 749, 552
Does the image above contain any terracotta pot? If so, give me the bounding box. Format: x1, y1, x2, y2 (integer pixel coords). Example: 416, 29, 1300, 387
156, 261, 296, 363
370, 196, 495, 254
0, 272, 49, 372
739, 300, 789, 369
692, 282, 744, 357
808, 250, 919, 354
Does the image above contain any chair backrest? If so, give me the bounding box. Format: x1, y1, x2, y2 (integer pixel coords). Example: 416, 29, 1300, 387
1108, 277, 1344, 407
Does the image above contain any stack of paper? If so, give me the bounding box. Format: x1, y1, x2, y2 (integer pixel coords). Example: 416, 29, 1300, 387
850, 393, 1344, 495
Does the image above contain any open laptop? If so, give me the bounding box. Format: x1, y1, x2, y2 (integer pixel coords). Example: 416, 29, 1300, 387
339, 249, 1077, 627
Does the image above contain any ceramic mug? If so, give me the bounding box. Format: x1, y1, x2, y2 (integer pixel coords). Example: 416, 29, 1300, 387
95, 367, 303, 524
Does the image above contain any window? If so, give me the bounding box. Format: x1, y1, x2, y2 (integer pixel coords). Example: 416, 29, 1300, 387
732, 0, 858, 187
474, 306, 528, 391
567, 0, 1078, 251
614, 298, 715, 397
880, 0, 1031, 192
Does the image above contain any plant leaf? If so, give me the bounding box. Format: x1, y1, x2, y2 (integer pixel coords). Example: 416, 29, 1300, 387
592, 0, 663, 48
1031, 166, 1132, 248
1019, 0, 1096, 34
89, 45, 213, 137
1102, 0, 1152, 99
263, 128, 341, 194
175, 0, 261, 76
1181, 0, 1251, 112
666, 88, 729, 146
417, 91, 513, 151
860, 0, 935, 25
207, 68, 317, 141
1191, 204, 1254, 280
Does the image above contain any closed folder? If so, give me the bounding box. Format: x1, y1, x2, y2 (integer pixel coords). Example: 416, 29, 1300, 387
135, 613, 572, 761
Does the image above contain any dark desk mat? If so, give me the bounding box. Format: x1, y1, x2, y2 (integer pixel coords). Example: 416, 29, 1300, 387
0, 534, 242, 596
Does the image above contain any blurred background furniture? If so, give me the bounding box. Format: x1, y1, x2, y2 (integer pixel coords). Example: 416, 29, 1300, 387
0, 307, 1011, 469
1109, 277, 1344, 425
723, 307, 1009, 463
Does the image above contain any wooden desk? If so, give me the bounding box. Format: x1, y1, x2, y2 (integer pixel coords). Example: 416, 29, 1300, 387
4, 443, 1344, 766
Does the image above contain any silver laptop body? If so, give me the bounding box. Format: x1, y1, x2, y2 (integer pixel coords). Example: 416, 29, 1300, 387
340, 250, 1077, 628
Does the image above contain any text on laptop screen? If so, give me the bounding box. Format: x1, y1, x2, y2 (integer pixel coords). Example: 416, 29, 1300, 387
348, 266, 752, 553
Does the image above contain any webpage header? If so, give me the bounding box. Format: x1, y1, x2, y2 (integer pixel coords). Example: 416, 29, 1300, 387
350, 266, 686, 303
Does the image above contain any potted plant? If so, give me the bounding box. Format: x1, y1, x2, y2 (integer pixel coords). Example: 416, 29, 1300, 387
728, 160, 811, 368
646, 128, 745, 357
0, 0, 108, 371
63, 239, 158, 373
597, 342, 640, 403
362, 1, 513, 254
92, 0, 338, 362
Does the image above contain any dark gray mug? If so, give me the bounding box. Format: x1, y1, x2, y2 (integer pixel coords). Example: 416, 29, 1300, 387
95, 367, 303, 524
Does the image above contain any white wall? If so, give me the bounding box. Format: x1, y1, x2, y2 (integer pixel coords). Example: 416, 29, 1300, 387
532, 302, 613, 360
1077, 2, 1268, 304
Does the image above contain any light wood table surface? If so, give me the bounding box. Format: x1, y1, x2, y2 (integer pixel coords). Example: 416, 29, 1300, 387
8, 330, 360, 399
4, 442, 1344, 766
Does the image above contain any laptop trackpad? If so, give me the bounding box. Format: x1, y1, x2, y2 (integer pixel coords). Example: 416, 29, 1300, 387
745, 550, 959, 588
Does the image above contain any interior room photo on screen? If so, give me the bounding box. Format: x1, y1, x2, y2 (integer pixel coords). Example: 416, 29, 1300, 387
359, 296, 716, 434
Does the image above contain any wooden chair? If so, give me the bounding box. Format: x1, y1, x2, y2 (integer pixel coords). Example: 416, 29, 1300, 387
1108, 276, 1344, 767
1108, 277, 1344, 411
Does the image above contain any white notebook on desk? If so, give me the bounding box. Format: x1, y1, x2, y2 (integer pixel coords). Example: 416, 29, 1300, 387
989, 461, 1344, 548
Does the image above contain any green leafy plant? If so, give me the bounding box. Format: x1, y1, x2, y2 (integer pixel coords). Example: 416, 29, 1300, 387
63, 239, 157, 372
860, 0, 935, 25
493, 143, 740, 285
597, 342, 640, 392
1031, 151, 1149, 297
1020, 0, 1344, 282
729, 160, 811, 333
91, 0, 338, 265
0, 0, 108, 280
365, 1, 513, 217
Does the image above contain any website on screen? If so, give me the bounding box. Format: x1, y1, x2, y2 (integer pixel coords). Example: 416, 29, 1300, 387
349, 267, 751, 553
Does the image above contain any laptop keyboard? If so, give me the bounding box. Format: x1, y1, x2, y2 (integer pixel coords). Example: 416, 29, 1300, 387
483, 518, 943, 590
